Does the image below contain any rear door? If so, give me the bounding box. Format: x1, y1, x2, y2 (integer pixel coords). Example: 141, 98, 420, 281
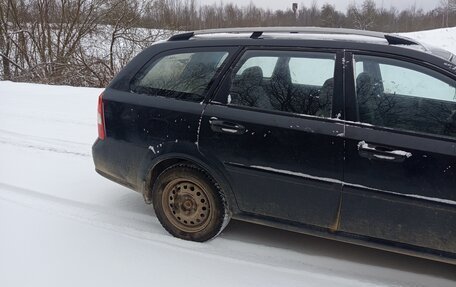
199, 48, 345, 228
340, 52, 456, 255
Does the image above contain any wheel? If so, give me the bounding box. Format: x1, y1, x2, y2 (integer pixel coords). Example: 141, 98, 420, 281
152, 164, 230, 242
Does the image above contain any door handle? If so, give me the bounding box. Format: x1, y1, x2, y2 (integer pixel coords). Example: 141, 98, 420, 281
358, 141, 412, 163
209, 118, 246, 135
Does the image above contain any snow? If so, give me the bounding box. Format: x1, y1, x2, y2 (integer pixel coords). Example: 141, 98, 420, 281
402, 27, 456, 55
1, 82, 455, 287
373, 154, 396, 160
2, 26, 456, 286
245, 163, 455, 206
196, 32, 389, 44
249, 164, 343, 185
358, 141, 413, 159
389, 149, 413, 158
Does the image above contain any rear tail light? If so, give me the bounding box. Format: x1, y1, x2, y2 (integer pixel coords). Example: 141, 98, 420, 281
97, 93, 105, 140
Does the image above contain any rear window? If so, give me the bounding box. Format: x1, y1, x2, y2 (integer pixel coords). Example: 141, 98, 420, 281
131, 51, 229, 102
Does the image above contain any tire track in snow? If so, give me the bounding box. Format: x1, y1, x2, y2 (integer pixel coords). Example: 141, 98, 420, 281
0, 111, 94, 127
0, 182, 410, 287
0, 129, 91, 157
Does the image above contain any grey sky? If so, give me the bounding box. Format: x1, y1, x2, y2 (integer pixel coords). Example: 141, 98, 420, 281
197, 0, 440, 12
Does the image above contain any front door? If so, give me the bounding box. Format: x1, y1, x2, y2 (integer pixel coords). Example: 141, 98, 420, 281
199, 48, 345, 228
340, 52, 456, 254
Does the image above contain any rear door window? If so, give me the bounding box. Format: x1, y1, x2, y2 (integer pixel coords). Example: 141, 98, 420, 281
237, 56, 278, 78
228, 50, 336, 118
289, 57, 335, 86
131, 51, 229, 102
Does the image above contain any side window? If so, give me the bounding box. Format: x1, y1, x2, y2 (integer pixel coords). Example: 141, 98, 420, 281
237, 57, 278, 78
289, 57, 335, 85
229, 50, 336, 118
355, 61, 364, 78
354, 55, 456, 137
379, 64, 454, 100
131, 51, 229, 102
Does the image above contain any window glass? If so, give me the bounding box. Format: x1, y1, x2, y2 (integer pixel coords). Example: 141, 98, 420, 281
131, 51, 228, 102
379, 64, 455, 100
354, 55, 456, 137
289, 57, 335, 85
355, 61, 364, 78
237, 57, 278, 78
229, 50, 336, 118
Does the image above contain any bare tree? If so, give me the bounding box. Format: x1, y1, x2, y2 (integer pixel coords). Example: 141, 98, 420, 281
348, 0, 377, 30
1, 0, 454, 87
320, 4, 337, 27
440, 0, 456, 27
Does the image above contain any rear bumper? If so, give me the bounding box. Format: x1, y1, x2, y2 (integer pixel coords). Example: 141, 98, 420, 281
94, 168, 136, 191
92, 138, 145, 192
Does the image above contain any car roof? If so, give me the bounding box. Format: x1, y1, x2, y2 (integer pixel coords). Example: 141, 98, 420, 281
194, 33, 389, 45
164, 27, 456, 73
169, 27, 416, 45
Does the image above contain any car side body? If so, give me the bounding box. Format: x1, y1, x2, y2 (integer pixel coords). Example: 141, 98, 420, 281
93, 27, 456, 264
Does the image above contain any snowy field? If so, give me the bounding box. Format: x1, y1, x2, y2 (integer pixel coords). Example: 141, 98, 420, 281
1, 28, 456, 286
402, 27, 456, 55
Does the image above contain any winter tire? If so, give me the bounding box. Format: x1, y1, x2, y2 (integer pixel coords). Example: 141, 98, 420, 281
152, 164, 230, 241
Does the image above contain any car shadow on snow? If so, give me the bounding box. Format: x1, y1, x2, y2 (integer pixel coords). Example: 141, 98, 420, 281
223, 220, 456, 281
115, 191, 456, 282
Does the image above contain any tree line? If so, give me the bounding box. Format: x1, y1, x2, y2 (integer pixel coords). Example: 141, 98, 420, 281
146, 0, 456, 32
1, 0, 455, 87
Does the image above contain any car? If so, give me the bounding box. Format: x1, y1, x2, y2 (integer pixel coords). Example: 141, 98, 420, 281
92, 27, 456, 264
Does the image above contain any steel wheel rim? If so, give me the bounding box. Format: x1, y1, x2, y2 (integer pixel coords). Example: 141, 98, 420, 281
162, 178, 212, 233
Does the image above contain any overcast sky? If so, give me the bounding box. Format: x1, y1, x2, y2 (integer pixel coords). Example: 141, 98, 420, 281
197, 0, 440, 12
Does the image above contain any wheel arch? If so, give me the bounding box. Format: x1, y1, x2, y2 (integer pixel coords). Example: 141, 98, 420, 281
139, 153, 239, 214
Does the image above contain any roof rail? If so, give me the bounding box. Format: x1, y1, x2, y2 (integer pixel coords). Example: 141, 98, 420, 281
168, 26, 421, 46
168, 27, 386, 41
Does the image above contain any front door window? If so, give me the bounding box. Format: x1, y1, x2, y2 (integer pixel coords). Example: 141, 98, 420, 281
354, 55, 456, 138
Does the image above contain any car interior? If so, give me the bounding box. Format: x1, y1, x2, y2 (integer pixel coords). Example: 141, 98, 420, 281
230, 56, 334, 118
355, 60, 456, 137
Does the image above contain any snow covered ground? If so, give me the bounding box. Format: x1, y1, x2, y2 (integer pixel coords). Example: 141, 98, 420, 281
1, 28, 456, 286
402, 27, 456, 55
